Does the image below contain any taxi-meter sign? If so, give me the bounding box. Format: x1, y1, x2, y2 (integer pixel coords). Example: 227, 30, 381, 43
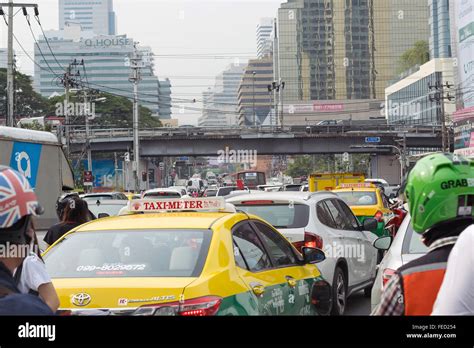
129, 197, 226, 212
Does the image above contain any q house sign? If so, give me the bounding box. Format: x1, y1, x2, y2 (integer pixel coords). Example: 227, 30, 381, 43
83, 37, 133, 48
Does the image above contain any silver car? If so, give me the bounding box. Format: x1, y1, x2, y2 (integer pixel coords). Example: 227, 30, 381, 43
371, 213, 428, 311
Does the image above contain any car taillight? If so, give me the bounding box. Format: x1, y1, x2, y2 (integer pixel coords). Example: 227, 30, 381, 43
133, 296, 222, 316
178, 296, 222, 316
382, 268, 396, 287
374, 210, 384, 222
293, 232, 323, 252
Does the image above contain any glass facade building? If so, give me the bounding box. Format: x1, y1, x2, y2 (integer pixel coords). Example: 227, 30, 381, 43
198, 64, 246, 127
257, 18, 274, 59
276, 0, 430, 104
385, 58, 455, 126
59, 0, 117, 35
429, 0, 452, 58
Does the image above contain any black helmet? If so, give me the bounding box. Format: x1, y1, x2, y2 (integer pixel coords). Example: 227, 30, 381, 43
55, 192, 80, 220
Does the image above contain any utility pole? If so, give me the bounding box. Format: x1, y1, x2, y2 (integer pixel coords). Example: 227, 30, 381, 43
62, 59, 82, 158
429, 80, 454, 153
129, 43, 142, 192
1, 1, 38, 127
83, 89, 92, 174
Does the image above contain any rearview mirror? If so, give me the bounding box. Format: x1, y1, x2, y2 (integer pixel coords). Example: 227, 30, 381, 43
363, 218, 378, 232
373, 236, 393, 251
302, 247, 326, 264
98, 213, 110, 219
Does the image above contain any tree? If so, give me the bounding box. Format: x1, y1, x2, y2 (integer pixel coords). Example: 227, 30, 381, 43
286, 156, 315, 178
397, 40, 430, 74
46, 92, 162, 128
0, 68, 49, 121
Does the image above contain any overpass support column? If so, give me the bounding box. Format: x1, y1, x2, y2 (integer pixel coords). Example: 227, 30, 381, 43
370, 154, 401, 185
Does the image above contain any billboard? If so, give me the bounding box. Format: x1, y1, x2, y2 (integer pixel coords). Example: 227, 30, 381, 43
455, 0, 474, 109
73, 159, 123, 189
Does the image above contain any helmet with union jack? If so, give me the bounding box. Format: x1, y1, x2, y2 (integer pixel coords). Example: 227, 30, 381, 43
0, 166, 43, 244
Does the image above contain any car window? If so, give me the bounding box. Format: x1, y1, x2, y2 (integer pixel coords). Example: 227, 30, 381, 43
235, 203, 309, 229
252, 222, 298, 267
316, 201, 337, 229
404, 223, 429, 254
334, 200, 360, 231
324, 199, 354, 231
381, 193, 390, 209
232, 222, 272, 272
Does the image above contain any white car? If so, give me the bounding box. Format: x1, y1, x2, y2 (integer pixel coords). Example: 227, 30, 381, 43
371, 213, 428, 311
168, 186, 187, 196
227, 191, 379, 315
142, 188, 188, 199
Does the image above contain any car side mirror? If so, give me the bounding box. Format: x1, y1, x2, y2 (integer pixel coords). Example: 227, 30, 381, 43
302, 247, 326, 264
373, 236, 393, 250
362, 218, 378, 232
98, 213, 110, 219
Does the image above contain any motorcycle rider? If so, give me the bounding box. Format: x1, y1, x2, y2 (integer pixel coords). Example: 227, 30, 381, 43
373, 153, 473, 315
0, 166, 53, 315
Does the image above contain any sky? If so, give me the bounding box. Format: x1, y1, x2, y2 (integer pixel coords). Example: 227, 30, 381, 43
0, 0, 283, 124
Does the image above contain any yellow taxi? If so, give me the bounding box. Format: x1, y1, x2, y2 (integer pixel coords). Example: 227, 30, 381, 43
43, 198, 331, 316
332, 183, 392, 237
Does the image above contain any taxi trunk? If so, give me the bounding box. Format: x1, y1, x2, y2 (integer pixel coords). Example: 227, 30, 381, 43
350, 206, 387, 237
54, 277, 195, 315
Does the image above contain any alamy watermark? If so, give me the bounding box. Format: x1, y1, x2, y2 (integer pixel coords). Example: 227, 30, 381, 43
217, 146, 258, 167
55, 101, 96, 120
0, 242, 39, 258
382, 100, 422, 120
323, 242, 365, 262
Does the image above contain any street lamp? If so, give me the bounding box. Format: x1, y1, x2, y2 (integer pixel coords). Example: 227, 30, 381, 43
350, 144, 406, 184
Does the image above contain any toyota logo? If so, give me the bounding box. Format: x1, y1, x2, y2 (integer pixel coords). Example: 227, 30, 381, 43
71, 293, 91, 307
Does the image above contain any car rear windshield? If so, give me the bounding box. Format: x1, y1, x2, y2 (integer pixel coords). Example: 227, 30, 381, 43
44, 229, 212, 278
217, 187, 239, 196
144, 192, 181, 198
235, 203, 309, 229
84, 195, 114, 201
335, 191, 378, 206
88, 203, 127, 218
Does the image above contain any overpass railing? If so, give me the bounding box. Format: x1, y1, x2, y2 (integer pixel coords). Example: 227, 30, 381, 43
68, 125, 442, 142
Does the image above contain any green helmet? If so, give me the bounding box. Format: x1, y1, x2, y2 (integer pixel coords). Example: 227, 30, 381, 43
405, 153, 474, 234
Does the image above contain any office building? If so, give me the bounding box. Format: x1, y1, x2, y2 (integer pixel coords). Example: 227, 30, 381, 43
198, 64, 246, 127
257, 18, 274, 59
275, 0, 429, 104
158, 78, 172, 119
237, 57, 274, 126
429, 0, 452, 58
385, 58, 455, 126
59, 0, 116, 35
34, 25, 165, 116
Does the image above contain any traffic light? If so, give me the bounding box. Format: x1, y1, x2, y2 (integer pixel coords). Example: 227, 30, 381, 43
124, 152, 130, 162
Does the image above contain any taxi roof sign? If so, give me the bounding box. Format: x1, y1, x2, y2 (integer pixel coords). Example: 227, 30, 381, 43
337, 183, 376, 189
128, 197, 226, 213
